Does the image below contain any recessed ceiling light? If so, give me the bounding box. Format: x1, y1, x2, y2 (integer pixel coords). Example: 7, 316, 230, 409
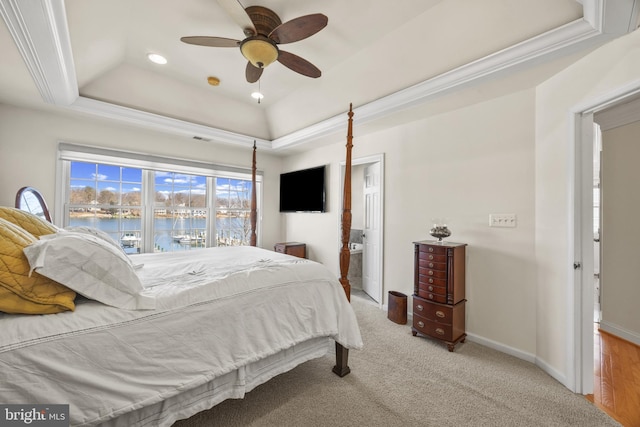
251, 92, 264, 100
147, 53, 167, 65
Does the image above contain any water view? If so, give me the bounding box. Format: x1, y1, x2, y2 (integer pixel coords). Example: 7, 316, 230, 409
69, 216, 249, 254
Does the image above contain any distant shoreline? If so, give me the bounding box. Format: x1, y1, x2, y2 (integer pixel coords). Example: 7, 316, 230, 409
69, 212, 236, 219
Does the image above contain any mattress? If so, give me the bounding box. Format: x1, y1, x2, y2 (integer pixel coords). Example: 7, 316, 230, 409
0, 246, 363, 426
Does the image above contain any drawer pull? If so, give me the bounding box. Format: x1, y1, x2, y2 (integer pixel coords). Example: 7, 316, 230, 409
435, 328, 445, 335
428, 294, 434, 300
436, 311, 445, 318
417, 321, 425, 328
428, 285, 433, 292
428, 247, 434, 253
428, 262, 434, 268
428, 270, 434, 276
428, 255, 434, 260
416, 304, 424, 312
428, 278, 434, 284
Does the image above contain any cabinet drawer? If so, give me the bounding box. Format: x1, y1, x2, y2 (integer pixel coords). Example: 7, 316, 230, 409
417, 289, 447, 304
413, 298, 452, 323
413, 313, 453, 341
418, 244, 447, 255
418, 252, 447, 263
418, 259, 447, 271
418, 267, 447, 280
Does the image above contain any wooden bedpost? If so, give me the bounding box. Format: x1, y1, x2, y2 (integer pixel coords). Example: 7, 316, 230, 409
339, 103, 354, 301
333, 103, 354, 378
250, 141, 257, 246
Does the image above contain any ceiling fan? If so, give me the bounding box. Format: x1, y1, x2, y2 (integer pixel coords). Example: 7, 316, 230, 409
181, 0, 328, 83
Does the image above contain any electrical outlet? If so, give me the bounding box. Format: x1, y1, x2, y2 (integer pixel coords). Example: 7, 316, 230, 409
489, 213, 517, 228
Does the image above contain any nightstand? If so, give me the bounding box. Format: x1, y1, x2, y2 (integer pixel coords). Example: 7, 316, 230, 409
274, 242, 306, 258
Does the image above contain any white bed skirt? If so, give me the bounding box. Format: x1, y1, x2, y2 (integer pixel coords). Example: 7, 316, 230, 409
101, 337, 332, 427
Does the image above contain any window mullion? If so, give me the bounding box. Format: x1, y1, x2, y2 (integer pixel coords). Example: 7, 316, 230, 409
208, 176, 216, 247
142, 170, 155, 253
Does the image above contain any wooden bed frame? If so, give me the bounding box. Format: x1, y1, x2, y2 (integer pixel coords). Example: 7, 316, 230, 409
248, 104, 354, 377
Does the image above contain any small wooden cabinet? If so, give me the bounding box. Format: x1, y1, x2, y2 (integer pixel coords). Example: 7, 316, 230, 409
274, 242, 306, 258
412, 240, 467, 351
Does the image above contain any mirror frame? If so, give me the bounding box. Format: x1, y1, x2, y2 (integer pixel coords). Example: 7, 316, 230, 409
15, 186, 52, 223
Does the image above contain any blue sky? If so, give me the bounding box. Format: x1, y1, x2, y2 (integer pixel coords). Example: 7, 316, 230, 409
70, 161, 252, 199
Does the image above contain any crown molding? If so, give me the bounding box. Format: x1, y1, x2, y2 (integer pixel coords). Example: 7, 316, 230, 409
271, 16, 604, 151
1, 0, 638, 153
67, 97, 272, 150
0, 0, 77, 105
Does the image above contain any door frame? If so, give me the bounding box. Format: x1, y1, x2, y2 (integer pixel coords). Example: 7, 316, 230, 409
570, 81, 640, 394
339, 153, 385, 308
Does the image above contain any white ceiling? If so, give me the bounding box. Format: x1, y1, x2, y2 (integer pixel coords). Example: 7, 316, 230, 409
0, 0, 638, 154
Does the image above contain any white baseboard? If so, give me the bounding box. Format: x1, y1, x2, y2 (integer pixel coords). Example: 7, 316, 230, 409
465, 333, 567, 386
533, 356, 567, 388
600, 321, 640, 347
465, 332, 536, 364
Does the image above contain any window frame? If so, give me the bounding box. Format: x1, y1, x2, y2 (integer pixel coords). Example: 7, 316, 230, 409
55, 142, 262, 252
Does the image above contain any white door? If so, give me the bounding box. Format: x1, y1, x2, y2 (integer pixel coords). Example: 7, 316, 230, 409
363, 162, 381, 302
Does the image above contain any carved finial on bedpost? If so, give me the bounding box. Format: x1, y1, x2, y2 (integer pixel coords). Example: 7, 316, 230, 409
339, 103, 354, 302
250, 141, 257, 247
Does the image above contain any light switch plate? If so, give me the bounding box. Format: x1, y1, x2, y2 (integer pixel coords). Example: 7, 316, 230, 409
489, 214, 517, 228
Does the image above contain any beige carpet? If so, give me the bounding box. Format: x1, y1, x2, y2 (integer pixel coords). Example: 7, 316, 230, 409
173, 294, 619, 427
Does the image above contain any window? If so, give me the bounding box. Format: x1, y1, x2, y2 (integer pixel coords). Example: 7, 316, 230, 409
215, 177, 254, 246
58, 143, 261, 254
153, 172, 208, 252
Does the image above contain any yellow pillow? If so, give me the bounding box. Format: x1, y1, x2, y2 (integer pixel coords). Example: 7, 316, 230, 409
0, 218, 75, 314
0, 206, 58, 237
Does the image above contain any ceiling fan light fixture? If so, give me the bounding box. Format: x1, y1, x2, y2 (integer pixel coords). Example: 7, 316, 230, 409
240, 36, 278, 68
251, 91, 264, 100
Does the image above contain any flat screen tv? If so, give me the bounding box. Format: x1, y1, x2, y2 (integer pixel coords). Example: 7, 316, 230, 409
279, 165, 326, 212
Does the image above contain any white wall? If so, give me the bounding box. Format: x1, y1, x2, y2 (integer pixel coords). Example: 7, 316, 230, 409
0, 104, 284, 249
601, 121, 640, 336
283, 88, 538, 357
536, 28, 640, 381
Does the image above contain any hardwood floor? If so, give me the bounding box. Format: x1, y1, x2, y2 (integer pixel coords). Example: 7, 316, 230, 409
585, 327, 640, 426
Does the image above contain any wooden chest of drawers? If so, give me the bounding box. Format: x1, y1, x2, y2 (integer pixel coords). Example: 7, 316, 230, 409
274, 242, 306, 258
412, 241, 467, 351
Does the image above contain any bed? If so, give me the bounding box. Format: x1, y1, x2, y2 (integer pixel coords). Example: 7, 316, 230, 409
0, 106, 360, 426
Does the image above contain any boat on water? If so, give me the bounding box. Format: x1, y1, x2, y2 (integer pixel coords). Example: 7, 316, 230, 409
172, 233, 205, 245
121, 233, 141, 247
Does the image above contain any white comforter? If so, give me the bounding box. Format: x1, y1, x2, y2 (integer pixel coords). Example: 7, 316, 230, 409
0, 246, 363, 426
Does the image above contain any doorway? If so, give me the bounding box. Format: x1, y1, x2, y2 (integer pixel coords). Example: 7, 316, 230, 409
340, 154, 384, 306
573, 88, 640, 395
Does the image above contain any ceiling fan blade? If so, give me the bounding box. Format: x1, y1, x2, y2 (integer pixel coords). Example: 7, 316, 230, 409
216, 0, 257, 37
277, 50, 321, 78
269, 14, 328, 44
246, 62, 263, 83
180, 36, 240, 47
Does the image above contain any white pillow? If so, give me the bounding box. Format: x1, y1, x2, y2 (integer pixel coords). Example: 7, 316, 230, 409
23, 231, 155, 310
62, 226, 133, 265
62, 226, 145, 270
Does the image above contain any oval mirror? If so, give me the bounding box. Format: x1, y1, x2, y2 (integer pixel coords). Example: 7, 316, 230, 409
15, 186, 52, 223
